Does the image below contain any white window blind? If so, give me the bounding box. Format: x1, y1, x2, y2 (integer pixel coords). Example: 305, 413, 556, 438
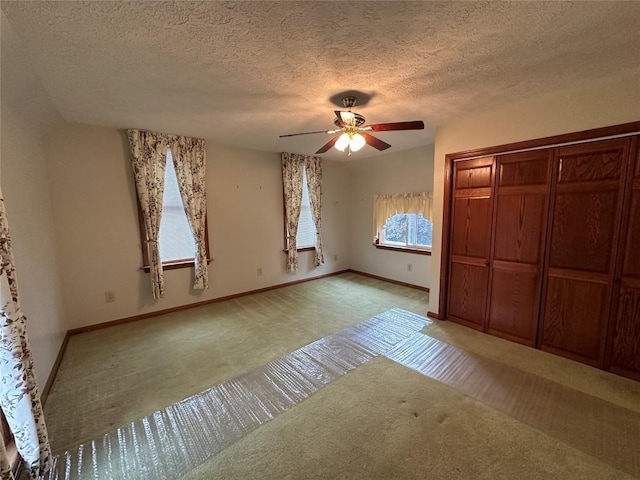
296, 168, 317, 248
158, 150, 196, 262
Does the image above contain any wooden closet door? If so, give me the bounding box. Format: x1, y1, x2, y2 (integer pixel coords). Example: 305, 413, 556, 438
539, 138, 631, 367
606, 137, 640, 380
486, 150, 552, 346
447, 157, 494, 330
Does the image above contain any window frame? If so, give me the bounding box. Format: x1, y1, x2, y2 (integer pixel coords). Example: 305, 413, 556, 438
374, 243, 432, 256
375, 212, 432, 256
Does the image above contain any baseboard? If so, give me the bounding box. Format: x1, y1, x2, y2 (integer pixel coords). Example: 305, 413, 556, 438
426, 310, 443, 320
68, 269, 352, 336
41, 331, 71, 406
346, 269, 429, 293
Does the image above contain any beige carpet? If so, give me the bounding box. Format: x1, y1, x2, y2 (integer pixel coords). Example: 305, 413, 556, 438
45, 271, 640, 479
421, 320, 640, 414
181, 357, 634, 480
45, 272, 428, 451
387, 333, 640, 476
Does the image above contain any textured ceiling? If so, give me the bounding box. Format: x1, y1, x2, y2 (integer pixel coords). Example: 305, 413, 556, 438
2, 1, 639, 160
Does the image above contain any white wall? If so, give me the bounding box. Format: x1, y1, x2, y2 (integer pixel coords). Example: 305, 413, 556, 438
430, 72, 640, 315
348, 146, 434, 289
46, 123, 351, 328
0, 13, 67, 388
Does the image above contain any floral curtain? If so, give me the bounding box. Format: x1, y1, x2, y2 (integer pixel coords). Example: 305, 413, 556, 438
0, 191, 52, 480
304, 156, 324, 267
373, 192, 433, 241
170, 136, 209, 290
128, 129, 170, 299
281, 153, 305, 272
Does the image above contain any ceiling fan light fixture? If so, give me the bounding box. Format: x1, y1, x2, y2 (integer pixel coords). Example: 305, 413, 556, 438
350, 133, 366, 152
335, 132, 350, 151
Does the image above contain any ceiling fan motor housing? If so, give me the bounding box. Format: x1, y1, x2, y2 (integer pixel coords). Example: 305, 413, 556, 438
334, 113, 366, 128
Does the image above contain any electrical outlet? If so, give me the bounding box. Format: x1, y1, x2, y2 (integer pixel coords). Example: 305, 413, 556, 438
257, 268, 263, 277
105, 291, 116, 303
407, 264, 413, 272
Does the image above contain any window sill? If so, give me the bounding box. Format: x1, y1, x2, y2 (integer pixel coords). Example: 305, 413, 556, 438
373, 244, 432, 256
140, 258, 213, 272
282, 247, 316, 253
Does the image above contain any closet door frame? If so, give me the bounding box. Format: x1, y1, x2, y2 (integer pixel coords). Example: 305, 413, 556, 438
436, 121, 640, 322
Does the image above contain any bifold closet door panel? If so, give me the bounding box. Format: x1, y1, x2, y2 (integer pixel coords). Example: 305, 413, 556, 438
540, 138, 630, 367
607, 137, 640, 380
610, 287, 640, 380
447, 157, 494, 330
543, 275, 610, 362
487, 150, 552, 346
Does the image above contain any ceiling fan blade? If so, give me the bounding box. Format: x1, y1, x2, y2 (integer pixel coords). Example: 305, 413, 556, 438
315, 135, 339, 154
362, 132, 391, 151
280, 130, 333, 138
366, 121, 425, 132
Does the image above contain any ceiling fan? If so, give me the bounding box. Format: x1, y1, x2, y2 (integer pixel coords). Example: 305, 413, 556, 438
280, 96, 425, 155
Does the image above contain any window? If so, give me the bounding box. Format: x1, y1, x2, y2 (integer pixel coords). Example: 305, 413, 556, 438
138, 149, 210, 270
296, 168, 317, 249
281, 153, 324, 272
373, 192, 432, 254
284, 166, 317, 251
158, 150, 195, 262
381, 213, 432, 249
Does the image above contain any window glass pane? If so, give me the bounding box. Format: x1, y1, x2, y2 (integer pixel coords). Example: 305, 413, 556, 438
383, 214, 407, 244
158, 150, 196, 262
382, 213, 432, 248
416, 214, 433, 247
296, 168, 317, 248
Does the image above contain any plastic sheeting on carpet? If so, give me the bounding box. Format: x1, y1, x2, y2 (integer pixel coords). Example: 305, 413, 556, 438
387, 333, 640, 478
41, 308, 429, 480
